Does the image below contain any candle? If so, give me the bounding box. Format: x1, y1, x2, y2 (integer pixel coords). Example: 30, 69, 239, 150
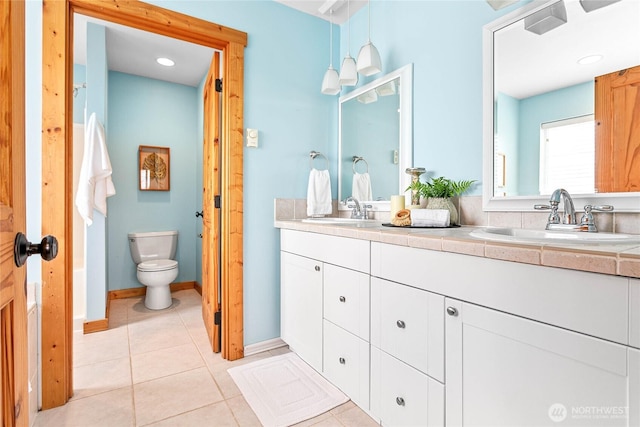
390, 195, 405, 221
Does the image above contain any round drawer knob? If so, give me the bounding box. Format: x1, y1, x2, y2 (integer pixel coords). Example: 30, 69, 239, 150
339, 296, 346, 303
446, 306, 458, 317
396, 397, 405, 406
339, 357, 346, 364
396, 320, 406, 329
315, 265, 320, 272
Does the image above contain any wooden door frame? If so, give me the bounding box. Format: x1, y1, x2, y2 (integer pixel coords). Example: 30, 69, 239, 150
41, 0, 246, 408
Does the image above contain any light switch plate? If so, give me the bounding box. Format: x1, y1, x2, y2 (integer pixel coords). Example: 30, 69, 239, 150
246, 128, 258, 148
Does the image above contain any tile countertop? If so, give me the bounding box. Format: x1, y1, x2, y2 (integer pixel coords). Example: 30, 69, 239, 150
274, 220, 640, 279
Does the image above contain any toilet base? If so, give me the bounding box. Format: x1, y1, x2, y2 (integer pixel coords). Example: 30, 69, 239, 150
144, 285, 172, 310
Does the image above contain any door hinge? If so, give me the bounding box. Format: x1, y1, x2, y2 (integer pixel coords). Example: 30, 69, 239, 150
214, 195, 221, 209
215, 78, 222, 93
214, 311, 221, 325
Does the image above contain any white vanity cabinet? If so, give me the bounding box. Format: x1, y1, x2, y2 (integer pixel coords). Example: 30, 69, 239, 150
280, 229, 371, 401
280, 251, 323, 371
445, 298, 639, 427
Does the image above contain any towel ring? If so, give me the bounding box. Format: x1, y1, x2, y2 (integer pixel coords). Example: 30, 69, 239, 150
309, 151, 329, 171
352, 156, 369, 174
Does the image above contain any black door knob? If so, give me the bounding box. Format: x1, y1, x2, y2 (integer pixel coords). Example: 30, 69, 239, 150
14, 233, 58, 267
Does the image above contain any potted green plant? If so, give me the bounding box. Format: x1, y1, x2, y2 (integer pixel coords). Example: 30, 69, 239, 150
407, 177, 476, 225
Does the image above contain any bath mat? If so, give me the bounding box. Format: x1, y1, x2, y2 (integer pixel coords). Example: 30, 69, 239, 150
228, 352, 349, 427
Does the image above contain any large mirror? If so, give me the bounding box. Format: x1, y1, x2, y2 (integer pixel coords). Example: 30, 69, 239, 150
483, 0, 640, 211
338, 64, 413, 211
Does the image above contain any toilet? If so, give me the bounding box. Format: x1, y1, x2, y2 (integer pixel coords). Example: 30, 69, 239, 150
128, 230, 179, 310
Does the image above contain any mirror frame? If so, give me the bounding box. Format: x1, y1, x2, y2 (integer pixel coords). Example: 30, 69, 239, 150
482, 0, 640, 212
338, 64, 413, 212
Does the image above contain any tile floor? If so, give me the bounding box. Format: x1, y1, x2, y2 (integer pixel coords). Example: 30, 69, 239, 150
34, 289, 379, 427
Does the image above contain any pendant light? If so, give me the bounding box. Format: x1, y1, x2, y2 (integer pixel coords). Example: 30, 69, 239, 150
356, 0, 382, 76
321, 10, 340, 95
338, 0, 358, 86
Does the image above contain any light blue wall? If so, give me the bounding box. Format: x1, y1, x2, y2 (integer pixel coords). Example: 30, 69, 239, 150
340, 1, 522, 188
106, 71, 199, 291
517, 81, 594, 195
85, 23, 108, 321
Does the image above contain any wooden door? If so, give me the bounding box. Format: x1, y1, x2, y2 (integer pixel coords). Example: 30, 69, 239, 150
202, 52, 222, 353
0, 1, 29, 425
595, 64, 640, 193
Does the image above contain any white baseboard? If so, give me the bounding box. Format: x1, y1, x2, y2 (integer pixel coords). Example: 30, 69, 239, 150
244, 337, 287, 356
73, 316, 86, 333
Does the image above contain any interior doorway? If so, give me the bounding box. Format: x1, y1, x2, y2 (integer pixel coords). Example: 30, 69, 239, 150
41, 0, 246, 409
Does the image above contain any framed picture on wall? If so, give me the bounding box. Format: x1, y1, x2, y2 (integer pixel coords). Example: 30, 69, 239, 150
139, 145, 170, 191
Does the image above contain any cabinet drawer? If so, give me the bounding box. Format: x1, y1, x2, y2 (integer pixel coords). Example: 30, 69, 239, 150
371, 277, 444, 382
371, 346, 444, 427
371, 242, 629, 345
281, 229, 370, 273
323, 320, 370, 410
324, 264, 370, 340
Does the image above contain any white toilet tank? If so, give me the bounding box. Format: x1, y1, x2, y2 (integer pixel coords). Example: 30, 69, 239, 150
128, 231, 178, 264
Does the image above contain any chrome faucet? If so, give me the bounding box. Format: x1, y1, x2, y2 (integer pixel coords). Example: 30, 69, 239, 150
344, 196, 371, 219
534, 188, 580, 231
534, 189, 614, 232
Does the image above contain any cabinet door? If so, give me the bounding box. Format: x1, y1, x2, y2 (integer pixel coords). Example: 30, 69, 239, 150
324, 264, 370, 340
446, 299, 632, 427
370, 346, 444, 427
323, 320, 370, 409
281, 252, 323, 371
371, 277, 444, 382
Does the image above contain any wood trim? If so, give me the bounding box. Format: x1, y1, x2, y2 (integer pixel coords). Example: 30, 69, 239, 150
107, 281, 198, 301
69, 0, 247, 49
222, 41, 245, 361
82, 318, 109, 334
42, 0, 246, 407
41, 0, 73, 409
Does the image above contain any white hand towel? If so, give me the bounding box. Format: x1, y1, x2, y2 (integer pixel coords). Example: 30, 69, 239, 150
352, 172, 372, 201
307, 169, 332, 216
75, 112, 116, 225
411, 209, 450, 227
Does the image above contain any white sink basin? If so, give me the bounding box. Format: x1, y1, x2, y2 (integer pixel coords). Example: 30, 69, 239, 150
301, 217, 379, 226
470, 227, 640, 245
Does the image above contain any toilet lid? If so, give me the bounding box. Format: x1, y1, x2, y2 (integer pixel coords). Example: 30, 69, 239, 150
138, 259, 178, 272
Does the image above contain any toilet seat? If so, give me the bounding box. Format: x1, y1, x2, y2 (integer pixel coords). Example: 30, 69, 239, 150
138, 259, 178, 272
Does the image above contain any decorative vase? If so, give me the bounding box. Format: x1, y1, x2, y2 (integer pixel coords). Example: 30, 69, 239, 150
405, 167, 426, 207
426, 197, 458, 225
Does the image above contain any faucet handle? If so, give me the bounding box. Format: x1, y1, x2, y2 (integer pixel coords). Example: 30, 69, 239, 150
585, 205, 614, 212
533, 204, 551, 210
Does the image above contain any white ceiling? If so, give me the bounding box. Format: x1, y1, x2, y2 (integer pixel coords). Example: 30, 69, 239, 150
73, 14, 215, 87
274, 0, 367, 24
495, 0, 640, 99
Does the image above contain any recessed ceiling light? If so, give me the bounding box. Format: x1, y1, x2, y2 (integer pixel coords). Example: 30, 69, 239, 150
577, 54, 603, 65
156, 57, 175, 67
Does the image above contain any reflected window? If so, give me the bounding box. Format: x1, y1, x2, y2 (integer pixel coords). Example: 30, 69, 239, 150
539, 115, 595, 195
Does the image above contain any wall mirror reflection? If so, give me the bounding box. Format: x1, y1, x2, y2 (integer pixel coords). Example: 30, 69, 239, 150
484, 0, 640, 211
338, 64, 413, 210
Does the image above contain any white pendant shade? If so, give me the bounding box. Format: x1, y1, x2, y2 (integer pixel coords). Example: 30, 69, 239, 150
339, 55, 358, 86
356, 41, 382, 76
321, 66, 340, 95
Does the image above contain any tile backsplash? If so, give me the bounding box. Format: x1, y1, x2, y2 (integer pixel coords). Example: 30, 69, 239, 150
275, 196, 640, 233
